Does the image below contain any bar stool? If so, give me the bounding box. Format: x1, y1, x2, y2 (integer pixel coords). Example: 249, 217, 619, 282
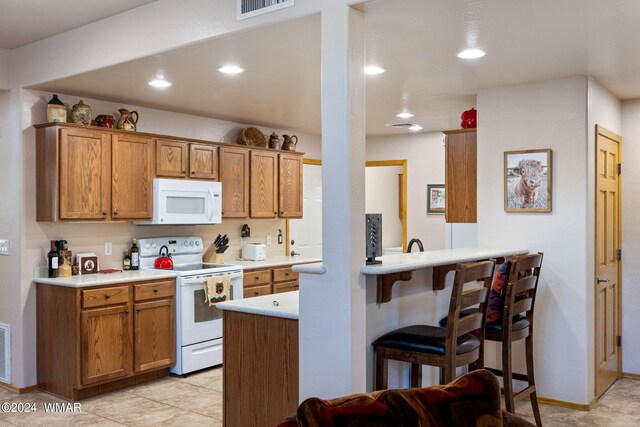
372, 260, 496, 390
439, 253, 544, 427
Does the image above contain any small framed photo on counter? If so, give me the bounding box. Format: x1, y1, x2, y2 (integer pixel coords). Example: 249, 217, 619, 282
504, 149, 552, 212
427, 184, 445, 215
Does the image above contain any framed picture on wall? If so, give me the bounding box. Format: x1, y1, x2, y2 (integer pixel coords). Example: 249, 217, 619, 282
504, 149, 552, 212
427, 184, 445, 214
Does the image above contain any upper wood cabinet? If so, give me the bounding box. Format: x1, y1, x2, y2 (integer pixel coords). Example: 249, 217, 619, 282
57, 127, 111, 220
250, 151, 278, 218
444, 129, 476, 223
190, 144, 218, 180
279, 153, 303, 218
156, 139, 188, 178
111, 134, 153, 220
219, 147, 250, 218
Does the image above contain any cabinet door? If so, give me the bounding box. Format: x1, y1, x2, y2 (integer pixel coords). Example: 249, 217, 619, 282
112, 134, 153, 219
273, 281, 299, 294
444, 129, 477, 223
81, 305, 132, 385
219, 147, 249, 217
156, 139, 188, 178
134, 299, 176, 373
190, 144, 218, 180
59, 128, 111, 220
250, 151, 278, 218
279, 153, 303, 218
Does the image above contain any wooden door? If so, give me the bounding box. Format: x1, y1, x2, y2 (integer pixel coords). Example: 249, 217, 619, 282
134, 299, 175, 373
190, 144, 218, 180
81, 305, 132, 385
595, 125, 622, 397
444, 129, 477, 223
219, 147, 249, 217
156, 139, 188, 178
58, 128, 111, 220
279, 153, 303, 218
250, 151, 278, 218
111, 134, 153, 219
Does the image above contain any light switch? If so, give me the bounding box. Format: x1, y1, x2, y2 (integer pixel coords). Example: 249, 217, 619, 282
0, 239, 9, 256
104, 242, 112, 256
266, 234, 272, 245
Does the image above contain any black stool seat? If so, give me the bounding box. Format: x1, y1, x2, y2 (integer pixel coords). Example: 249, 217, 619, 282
438, 309, 528, 332
373, 325, 480, 356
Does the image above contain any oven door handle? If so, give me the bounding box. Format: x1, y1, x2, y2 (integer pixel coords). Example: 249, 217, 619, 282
182, 273, 242, 284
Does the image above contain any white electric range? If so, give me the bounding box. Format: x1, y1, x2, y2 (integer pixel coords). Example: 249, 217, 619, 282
137, 237, 243, 375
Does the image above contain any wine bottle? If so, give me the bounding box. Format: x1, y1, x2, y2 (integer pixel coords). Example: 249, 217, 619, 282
131, 239, 139, 270
123, 250, 131, 271
47, 240, 59, 278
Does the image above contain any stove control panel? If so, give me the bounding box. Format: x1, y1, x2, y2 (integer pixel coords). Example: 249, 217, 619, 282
137, 237, 204, 257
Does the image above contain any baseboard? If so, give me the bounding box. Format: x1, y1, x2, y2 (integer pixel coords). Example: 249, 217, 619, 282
0, 382, 38, 394
622, 372, 640, 380
525, 395, 594, 411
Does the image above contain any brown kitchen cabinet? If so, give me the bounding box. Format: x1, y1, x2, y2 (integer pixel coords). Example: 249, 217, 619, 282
279, 153, 303, 218
156, 139, 188, 178
219, 146, 250, 217
36, 278, 176, 401
444, 129, 477, 223
190, 144, 218, 180
112, 133, 154, 220
243, 265, 300, 298
250, 151, 278, 218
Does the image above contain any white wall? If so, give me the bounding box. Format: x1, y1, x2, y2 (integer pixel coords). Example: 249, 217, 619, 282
11, 88, 321, 387
366, 132, 446, 251
0, 49, 9, 90
621, 99, 640, 374
477, 77, 592, 404
365, 166, 403, 249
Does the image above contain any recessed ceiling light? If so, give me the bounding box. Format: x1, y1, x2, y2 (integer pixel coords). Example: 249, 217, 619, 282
364, 65, 385, 75
148, 75, 172, 88
408, 125, 423, 131
457, 49, 486, 59
397, 112, 414, 119
218, 65, 244, 74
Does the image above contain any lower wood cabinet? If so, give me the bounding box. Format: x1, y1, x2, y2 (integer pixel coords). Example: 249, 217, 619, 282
37, 278, 176, 401
243, 265, 300, 298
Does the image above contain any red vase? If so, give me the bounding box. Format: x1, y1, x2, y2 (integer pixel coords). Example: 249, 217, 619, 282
460, 108, 477, 129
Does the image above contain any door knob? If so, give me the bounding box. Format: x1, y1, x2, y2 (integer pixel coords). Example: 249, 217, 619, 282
597, 276, 610, 284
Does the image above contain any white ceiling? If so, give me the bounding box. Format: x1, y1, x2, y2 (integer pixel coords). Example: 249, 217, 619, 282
27, 0, 640, 136
0, 0, 157, 49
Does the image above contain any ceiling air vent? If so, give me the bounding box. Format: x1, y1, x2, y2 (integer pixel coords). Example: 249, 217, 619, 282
386, 123, 415, 129
238, 0, 294, 20
0, 323, 10, 384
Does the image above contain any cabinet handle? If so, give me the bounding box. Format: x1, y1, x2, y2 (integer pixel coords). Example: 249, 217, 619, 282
136, 308, 140, 313
182, 171, 186, 174
280, 211, 283, 214
113, 211, 119, 216
124, 307, 129, 314
153, 289, 159, 293
191, 171, 196, 174
255, 276, 260, 280
274, 212, 277, 215
285, 273, 289, 276
104, 294, 110, 299
102, 212, 107, 216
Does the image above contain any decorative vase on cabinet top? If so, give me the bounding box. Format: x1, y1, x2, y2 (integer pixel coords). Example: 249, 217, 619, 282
95, 114, 115, 128
268, 132, 281, 149
47, 94, 67, 123
117, 109, 139, 131
460, 108, 477, 129
281, 134, 298, 151
71, 100, 92, 125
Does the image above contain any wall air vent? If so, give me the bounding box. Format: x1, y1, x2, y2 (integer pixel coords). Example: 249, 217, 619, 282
0, 323, 10, 384
238, 0, 294, 20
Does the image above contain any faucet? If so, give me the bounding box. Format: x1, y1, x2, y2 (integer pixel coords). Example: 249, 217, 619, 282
407, 238, 424, 253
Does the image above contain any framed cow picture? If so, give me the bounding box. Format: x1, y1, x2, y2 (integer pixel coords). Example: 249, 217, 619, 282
504, 149, 552, 212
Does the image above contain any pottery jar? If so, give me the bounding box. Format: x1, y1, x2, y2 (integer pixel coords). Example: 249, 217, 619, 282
71, 100, 92, 125
95, 114, 116, 128
47, 94, 67, 123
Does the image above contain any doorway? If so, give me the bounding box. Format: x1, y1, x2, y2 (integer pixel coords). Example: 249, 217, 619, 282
594, 124, 622, 398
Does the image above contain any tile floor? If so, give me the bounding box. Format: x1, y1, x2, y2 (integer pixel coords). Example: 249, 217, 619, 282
0, 370, 639, 426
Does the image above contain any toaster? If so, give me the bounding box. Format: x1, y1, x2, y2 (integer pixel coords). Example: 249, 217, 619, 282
242, 243, 266, 261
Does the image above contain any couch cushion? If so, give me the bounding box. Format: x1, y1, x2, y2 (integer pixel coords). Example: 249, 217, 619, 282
372, 325, 480, 356
296, 390, 399, 427
383, 369, 503, 427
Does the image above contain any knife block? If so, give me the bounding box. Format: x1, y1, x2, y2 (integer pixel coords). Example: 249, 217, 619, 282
203, 243, 224, 264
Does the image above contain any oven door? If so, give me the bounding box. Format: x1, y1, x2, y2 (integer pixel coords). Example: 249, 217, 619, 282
180, 272, 242, 346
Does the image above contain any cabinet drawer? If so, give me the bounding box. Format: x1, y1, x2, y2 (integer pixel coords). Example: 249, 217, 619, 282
273, 267, 298, 283
243, 284, 272, 298
273, 281, 298, 294
134, 281, 175, 302
82, 285, 130, 308
244, 269, 272, 286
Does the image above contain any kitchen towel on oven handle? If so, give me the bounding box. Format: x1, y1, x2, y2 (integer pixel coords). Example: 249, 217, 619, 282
205, 275, 231, 306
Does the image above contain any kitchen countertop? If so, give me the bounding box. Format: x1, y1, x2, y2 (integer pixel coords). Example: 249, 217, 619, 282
230, 255, 321, 270
32, 270, 178, 288
216, 290, 299, 319
360, 247, 529, 275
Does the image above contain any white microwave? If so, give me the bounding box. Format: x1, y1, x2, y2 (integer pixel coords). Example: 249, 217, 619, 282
137, 178, 222, 225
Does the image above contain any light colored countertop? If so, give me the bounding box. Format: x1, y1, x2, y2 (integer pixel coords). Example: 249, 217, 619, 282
217, 291, 299, 320
33, 270, 178, 288
360, 247, 529, 275
231, 255, 321, 270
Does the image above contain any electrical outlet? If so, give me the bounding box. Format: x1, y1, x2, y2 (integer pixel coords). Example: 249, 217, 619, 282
104, 242, 112, 256
0, 239, 9, 256
266, 234, 272, 245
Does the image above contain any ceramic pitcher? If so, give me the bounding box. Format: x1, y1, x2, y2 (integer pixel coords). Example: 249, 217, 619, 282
117, 109, 139, 131
281, 134, 298, 151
